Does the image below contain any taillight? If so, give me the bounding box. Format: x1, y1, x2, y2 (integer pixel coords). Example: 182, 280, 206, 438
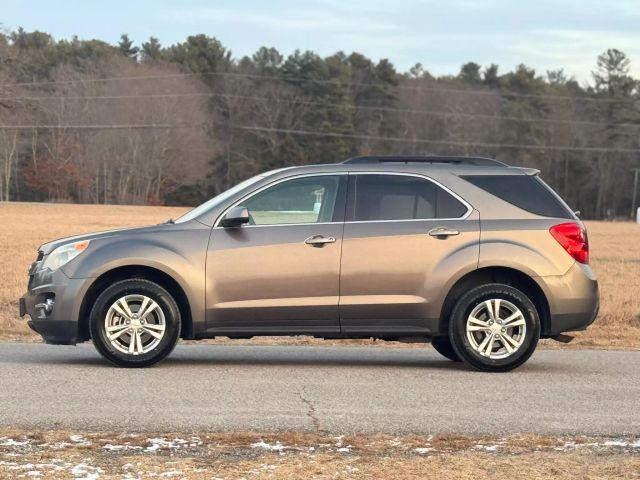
549, 222, 589, 264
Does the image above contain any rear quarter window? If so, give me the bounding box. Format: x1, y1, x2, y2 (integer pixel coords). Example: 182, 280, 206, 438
461, 174, 573, 219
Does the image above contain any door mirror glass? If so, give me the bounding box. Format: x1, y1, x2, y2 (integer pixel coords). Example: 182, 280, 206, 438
221, 206, 250, 228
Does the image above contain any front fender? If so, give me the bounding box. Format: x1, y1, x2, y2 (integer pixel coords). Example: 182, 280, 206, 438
61, 224, 211, 334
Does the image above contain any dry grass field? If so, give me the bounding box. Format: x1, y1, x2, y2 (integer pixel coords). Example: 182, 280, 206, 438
1, 202, 639, 348
1, 428, 639, 479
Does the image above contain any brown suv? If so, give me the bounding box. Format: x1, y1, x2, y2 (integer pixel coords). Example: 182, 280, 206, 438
20, 156, 599, 371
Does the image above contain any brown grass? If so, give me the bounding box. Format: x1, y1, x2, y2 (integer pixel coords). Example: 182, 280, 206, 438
1, 201, 639, 347
1, 428, 639, 479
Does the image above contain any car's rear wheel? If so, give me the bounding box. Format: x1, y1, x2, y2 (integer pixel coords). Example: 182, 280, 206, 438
90, 279, 181, 367
430, 336, 461, 362
448, 283, 540, 372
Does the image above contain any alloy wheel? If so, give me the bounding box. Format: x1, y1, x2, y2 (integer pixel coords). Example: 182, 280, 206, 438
104, 294, 166, 355
466, 299, 526, 359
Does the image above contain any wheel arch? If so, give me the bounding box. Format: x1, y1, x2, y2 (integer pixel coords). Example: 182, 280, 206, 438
78, 265, 194, 342
439, 266, 551, 336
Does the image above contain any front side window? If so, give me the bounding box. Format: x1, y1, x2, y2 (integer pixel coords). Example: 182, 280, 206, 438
242, 175, 341, 225
349, 174, 468, 221
175, 174, 265, 224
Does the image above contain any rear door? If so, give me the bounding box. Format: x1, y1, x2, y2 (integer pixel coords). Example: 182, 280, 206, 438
339, 173, 480, 335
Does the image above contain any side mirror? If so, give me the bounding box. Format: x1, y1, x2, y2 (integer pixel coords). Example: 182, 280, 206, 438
221, 206, 250, 228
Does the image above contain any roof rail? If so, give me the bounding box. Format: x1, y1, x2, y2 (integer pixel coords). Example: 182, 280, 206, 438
341, 155, 509, 167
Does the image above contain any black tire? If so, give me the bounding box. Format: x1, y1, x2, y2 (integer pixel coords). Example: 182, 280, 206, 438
89, 279, 181, 367
430, 336, 462, 362
448, 283, 540, 372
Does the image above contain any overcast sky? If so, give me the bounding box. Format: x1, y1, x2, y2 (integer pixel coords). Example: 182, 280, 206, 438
3, 0, 639, 83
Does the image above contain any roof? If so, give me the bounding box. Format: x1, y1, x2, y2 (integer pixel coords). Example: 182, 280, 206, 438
259, 155, 539, 177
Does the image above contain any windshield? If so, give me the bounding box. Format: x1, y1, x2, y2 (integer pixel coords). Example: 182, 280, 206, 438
174, 174, 265, 224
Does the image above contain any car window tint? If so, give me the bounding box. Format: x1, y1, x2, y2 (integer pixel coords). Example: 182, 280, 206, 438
243, 176, 340, 225
437, 187, 469, 218
461, 175, 573, 219
351, 174, 467, 221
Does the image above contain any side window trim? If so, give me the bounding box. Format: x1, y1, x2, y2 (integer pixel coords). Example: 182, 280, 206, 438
345, 172, 473, 223
213, 173, 348, 228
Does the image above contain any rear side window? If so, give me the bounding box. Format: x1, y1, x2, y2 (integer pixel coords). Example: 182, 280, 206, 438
461, 175, 573, 219
348, 174, 468, 221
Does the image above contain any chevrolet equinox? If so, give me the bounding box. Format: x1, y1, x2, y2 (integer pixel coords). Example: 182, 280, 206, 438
20, 156, 599, 371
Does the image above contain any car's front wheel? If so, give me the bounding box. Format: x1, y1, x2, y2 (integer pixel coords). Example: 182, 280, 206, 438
430, 336, 461, 362
448, 283, 540, 372
89, 279, 181, 367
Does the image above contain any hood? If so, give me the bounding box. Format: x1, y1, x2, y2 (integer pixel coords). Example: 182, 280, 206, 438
39, 224, 170, 255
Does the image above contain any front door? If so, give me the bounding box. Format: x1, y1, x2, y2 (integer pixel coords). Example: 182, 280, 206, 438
206, 174, 346, 335
339, 173, 480, 335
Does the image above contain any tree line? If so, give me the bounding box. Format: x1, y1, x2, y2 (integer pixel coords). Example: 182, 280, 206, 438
1, 28, 639, 219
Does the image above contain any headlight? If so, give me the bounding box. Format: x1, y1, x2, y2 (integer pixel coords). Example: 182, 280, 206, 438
42, 240, 90, 271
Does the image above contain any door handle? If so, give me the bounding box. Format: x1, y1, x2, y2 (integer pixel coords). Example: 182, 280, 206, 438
428, 227, 460, 238
305, 235, 336, 247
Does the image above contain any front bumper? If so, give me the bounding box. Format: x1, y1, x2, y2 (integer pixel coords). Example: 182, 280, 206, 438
538, 262, 599, 335
20, 264, 88, 345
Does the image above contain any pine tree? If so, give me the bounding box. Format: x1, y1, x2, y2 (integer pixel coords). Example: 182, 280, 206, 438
118, 33, 138, 59
141, 37, 161, 62
458, 62, 482, 84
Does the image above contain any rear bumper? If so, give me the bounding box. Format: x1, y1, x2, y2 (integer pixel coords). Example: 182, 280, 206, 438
537, 262, 599, 335
20, 267, 88, 345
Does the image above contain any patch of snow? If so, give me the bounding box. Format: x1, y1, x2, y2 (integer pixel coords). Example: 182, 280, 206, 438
145, 438, 189, 453
159, 470, 182, 477
251, 441, 286, 452
5, 462, 36, 471
476, 444, 501, 452
0, 438, 30, 447
69, 435, 91, 446
561, 441, 599, 450
26, 472, 42, 477
102, 444, 143, 452
189, 436, 203, 447
415, 447, 434, 454
337, 446, 352, 453
70, 463, 103, 480
51, 442, 73, 450
604, 440, 628, 447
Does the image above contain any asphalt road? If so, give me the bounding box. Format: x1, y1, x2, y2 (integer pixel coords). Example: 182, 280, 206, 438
1, 343, 639, 436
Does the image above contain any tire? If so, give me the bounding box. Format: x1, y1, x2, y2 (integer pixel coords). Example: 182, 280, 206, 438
448, 283, 540, 372
430, 336, 462, 362
90, 279, 181, 367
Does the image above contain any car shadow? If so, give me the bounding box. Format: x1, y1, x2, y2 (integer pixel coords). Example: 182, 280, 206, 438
9, 344, 557, 372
